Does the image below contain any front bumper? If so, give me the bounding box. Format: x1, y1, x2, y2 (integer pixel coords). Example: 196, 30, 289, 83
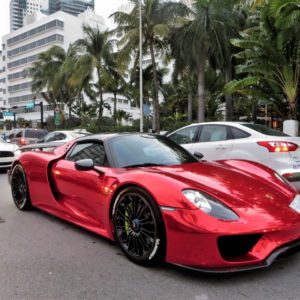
161, 208, 300, 272
173, 238, 300, 273
0, 162, 12, 169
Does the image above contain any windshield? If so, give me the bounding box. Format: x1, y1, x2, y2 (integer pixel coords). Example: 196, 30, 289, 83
241, 123, 289, 137
108, 134, 197, 168
24, 129, 48, 138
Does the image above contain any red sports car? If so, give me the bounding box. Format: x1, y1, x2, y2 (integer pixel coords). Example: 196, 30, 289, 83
9, 133, 300, 272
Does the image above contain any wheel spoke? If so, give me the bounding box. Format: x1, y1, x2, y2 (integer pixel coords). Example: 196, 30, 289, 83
116, 210, 130, 222
114, 191, 158, 260
137, 234, 150, 253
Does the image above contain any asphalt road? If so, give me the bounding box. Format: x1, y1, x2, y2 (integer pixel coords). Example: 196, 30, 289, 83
1, 171, 300, 300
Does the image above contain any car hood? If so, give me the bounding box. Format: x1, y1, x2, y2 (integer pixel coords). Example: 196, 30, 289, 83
139, 161, 300, 225
0, 142, 19, 151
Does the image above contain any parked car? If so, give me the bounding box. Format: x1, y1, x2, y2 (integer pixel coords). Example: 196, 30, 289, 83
1, 133, 12, 143
8, 128, 48, 146
168, 122, 300, 189
37, 130, 90, 144
0, 137, 20, 169
9, 133, 300, 272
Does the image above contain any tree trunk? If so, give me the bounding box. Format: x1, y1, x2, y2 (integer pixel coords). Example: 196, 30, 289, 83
225, 63, 233, 121
68, 103, 71, 119
149, 39, 160, 133
188, 86, 193, 122
289, 100, 297, 120
197, 48, 206, 123
113, 92, 117, 125
97, 67, 104, 130
251, 102, 257, 122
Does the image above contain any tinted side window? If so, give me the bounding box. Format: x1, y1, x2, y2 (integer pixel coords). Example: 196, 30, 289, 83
231, 127, 251, 139
168, 126, 199, 144
199, 125, 229, 142
25, 129, 47, 138
44, 132, 56, 142
54, 133, 66, 141
15, 131, 22, 138
242, 123, 289, 136
67, 142, 107, 166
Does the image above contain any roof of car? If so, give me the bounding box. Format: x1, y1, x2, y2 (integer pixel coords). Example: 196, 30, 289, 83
75, 132, 157, 143
188, 121, 249, 126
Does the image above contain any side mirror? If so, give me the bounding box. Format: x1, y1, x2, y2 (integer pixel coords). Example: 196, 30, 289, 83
194, 152, 204, 160
75, 159, 94, 171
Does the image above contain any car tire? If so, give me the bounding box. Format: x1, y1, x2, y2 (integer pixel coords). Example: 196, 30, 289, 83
11, 164, 32, 210
112, 186, 166, 266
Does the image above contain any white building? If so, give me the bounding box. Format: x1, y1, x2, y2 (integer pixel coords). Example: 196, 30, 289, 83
0, 8, 141, 126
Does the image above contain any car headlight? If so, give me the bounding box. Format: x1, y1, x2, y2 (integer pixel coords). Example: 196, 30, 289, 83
182, 190, 239, 221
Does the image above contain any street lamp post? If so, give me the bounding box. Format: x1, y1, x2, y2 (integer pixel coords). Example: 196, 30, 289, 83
139, 0, 143, 133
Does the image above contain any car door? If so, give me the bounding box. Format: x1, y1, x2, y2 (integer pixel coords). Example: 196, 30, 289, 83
51, 141, 108, 228
194, 125, 234, 160
168, 125, 200, 153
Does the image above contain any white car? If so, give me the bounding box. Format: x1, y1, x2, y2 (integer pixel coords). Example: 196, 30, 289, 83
0, 137, 21, 169
168, 122, 300, 190
36, 130, 90, 144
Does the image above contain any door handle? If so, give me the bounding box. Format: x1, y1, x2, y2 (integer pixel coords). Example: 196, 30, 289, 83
216, 145, 226, 150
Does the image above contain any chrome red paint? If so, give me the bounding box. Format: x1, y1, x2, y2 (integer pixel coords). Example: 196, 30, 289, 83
13, 149, 300, 271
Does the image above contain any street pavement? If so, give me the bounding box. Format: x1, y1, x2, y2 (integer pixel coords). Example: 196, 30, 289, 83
1, 171, 300, 300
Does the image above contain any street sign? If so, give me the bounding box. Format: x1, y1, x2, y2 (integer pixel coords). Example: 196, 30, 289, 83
26, 102, 34, 109
3, 112, 14, 116
143, 104, 151, 116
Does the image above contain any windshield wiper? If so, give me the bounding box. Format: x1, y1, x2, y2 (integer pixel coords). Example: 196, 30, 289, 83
123, 163, 162, 168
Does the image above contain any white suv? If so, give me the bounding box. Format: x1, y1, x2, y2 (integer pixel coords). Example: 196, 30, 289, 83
168, 122, 300, 190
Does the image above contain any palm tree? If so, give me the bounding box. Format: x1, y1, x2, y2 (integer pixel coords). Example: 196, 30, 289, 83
169, 26, 196, 122
111, 0, 189, 132
70, 25, 115, 129
173, 0, 240, 122
269, 0, 300, 30
115, 109, 132, 125
102, 51, 128, 125
28, 45, 79, 117
246, 0, 269, 10
28, 45, 66, 105
225, 3, 300, 120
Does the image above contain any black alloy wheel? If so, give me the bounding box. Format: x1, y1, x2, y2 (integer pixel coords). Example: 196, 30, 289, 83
113, 187, 165, 265
11, 164, 32, 210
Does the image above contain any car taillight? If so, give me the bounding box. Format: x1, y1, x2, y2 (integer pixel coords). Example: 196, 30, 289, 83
257, 141, 298, 152
20, 138, 26, 145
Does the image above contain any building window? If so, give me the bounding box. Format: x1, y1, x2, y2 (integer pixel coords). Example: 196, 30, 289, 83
8, 81, 32, 93
8, 69, 28, 80
8, 93, 40, 105
7, 20, 64, 46
7, 34, 64, 58
8, 54, 38, 69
